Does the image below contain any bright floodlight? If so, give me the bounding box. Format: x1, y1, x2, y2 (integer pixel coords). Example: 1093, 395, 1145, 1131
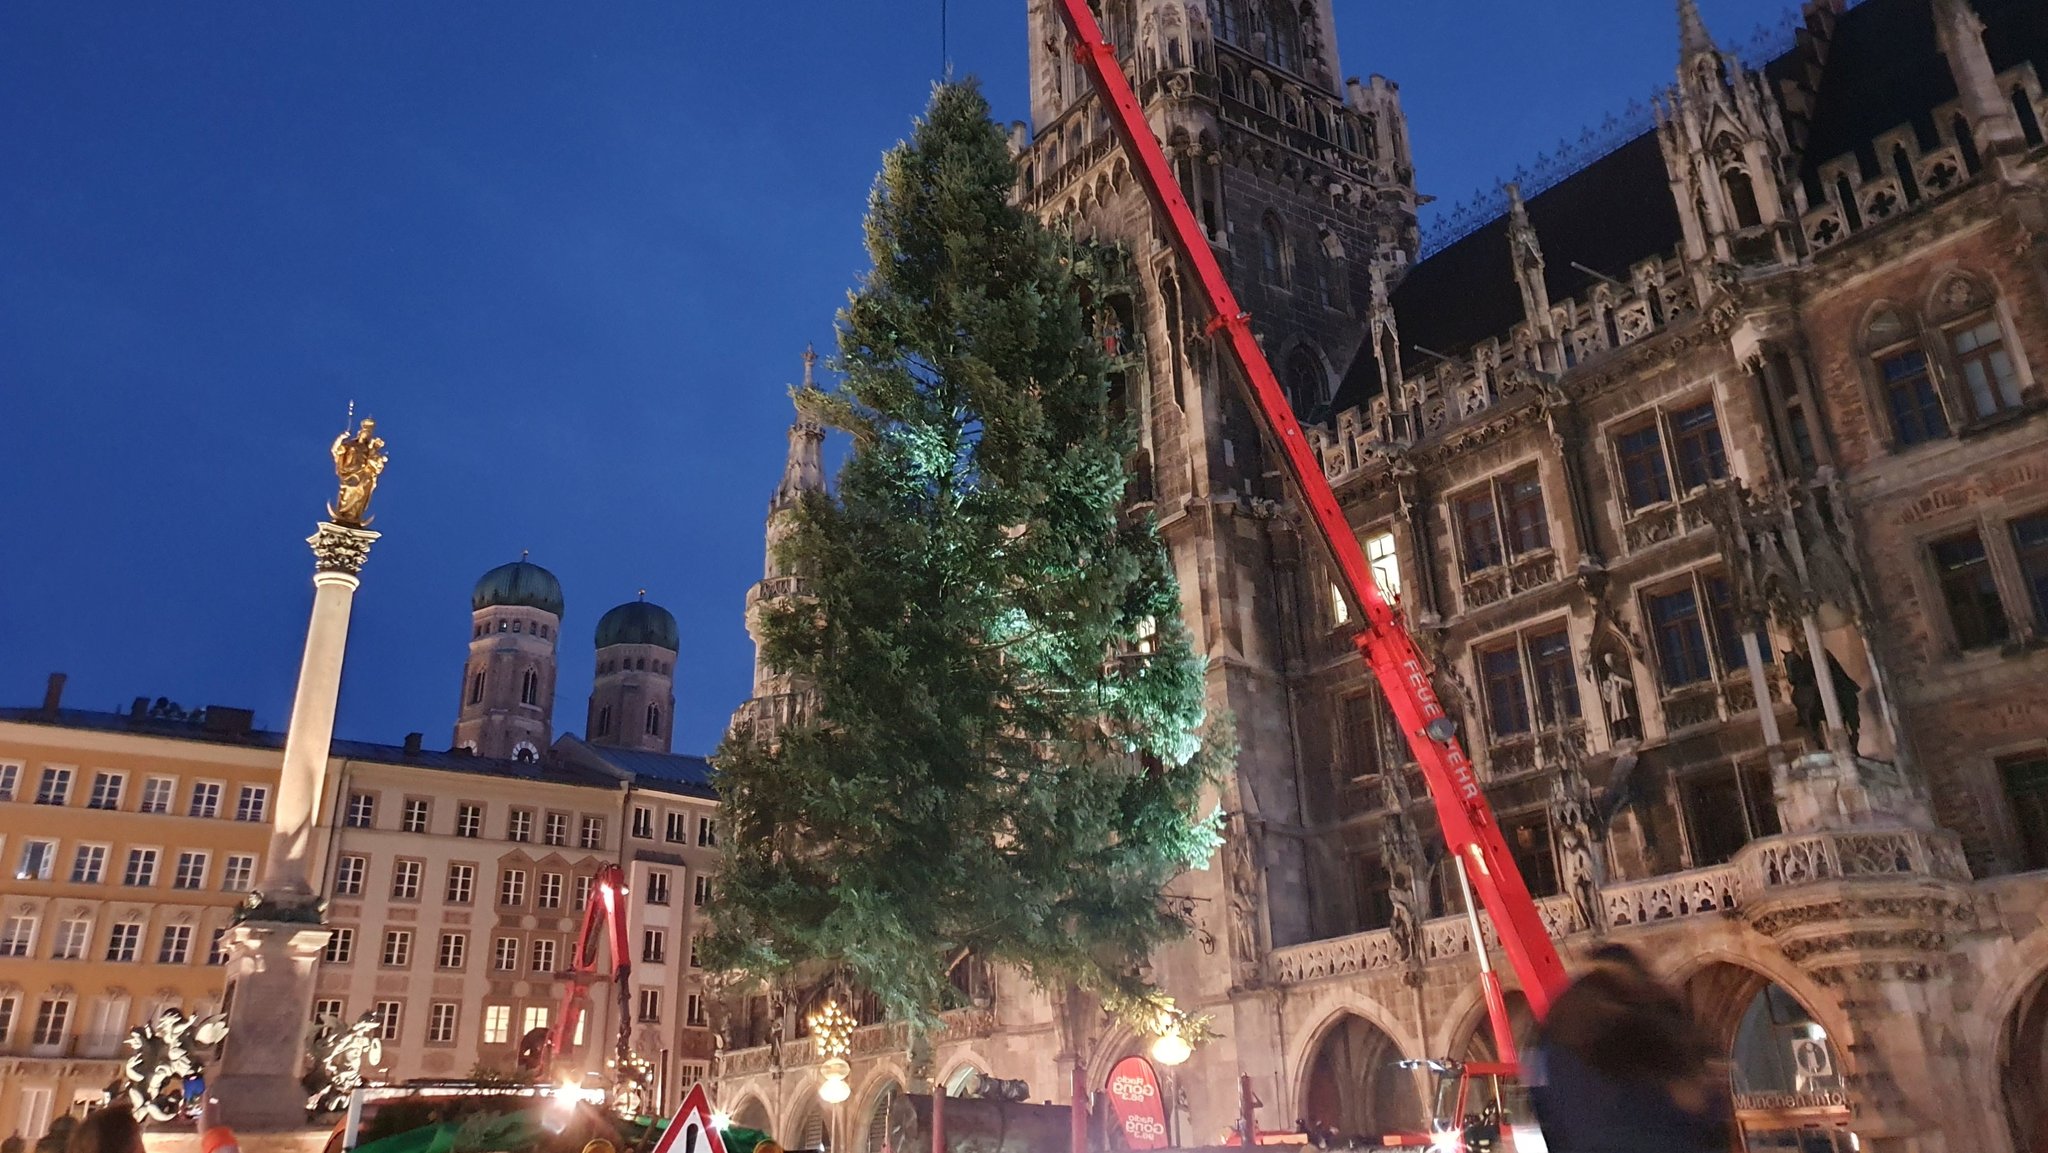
710, 1111, 732, 1131
1150, 1030, 1192, 1067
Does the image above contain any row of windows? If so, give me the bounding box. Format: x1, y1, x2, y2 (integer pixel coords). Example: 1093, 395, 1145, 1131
320, 925, 704, 972
594, 703, 666, 740
343, 793, 614, 848
628, 806, 718, 847
1327, 398, 1729, 614
0, 914, 230, 967
332, 853, 710, 913
472, 619, 554, 640
0, 767, 267, 821
1353, 760, 1783, 931
12, 840, 257, 892
598, 656, 670, 675
310, 991, 709, 1049
466, 666, 549, 707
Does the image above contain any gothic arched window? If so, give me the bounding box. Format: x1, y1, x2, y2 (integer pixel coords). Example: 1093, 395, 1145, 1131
520, 669, 540, 706
1722, 168, 1762, 229
469, 671, 485, 705
2015, 85, 2045, 147
646, 705, 662, 737
1261, 215, 1288, 287
1863, 305, 1947, 448
1284, 347, 1327, 416
597, 706, 613, 737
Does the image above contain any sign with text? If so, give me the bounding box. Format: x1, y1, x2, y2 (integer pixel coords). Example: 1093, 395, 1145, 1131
1105, 1056, 1170, 1150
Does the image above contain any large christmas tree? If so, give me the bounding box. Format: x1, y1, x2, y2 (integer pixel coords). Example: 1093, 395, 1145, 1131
704, 82, 1227, 1026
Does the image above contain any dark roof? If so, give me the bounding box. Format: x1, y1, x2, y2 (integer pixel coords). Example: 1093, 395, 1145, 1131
1330, 0, 2045, 416
0, 706, 623, 789
560, 738, 718, 800
1798, 0, 1955, 180
596, 600, 680, 652
1790, 0, 2046, 181
1331, 132, 1682, 413
473, 560, 565, 616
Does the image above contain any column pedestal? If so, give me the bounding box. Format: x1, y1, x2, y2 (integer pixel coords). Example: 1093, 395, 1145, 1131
212, 923, 333, 1131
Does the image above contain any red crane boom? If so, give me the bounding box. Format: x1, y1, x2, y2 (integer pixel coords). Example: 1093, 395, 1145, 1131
1048, 1, 1570, 1030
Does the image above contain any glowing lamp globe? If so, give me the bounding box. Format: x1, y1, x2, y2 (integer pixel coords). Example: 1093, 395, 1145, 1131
819, 1076, 852, 1104
1151, 1030, 1192, 1067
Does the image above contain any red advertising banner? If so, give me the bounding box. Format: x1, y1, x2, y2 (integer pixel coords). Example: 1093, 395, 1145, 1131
1105, 1055, 1170, 1150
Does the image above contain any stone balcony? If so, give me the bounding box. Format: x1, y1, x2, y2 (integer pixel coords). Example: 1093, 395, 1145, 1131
1270, 822, 1971, 987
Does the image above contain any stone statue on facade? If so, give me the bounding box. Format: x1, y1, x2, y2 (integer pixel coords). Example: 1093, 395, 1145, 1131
1377, 806, 1423, 970
1224, 813, 1265, 985
328, 415, 388, 527
1594, 647, 1642, 742
1550, 758, 1604, 935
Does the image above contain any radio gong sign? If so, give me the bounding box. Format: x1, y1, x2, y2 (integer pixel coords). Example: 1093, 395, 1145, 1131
1106, 1055, 1170, 1150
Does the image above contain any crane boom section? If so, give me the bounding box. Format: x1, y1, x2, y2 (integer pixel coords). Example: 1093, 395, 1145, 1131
1049, 0, 1569, 1016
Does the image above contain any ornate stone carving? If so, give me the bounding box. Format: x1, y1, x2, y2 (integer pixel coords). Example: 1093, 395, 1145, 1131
1224, 812, 1267, 987
308, 522, 380, 578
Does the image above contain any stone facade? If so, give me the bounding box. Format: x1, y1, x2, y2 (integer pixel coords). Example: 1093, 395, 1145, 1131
713, 2, 2048, 1152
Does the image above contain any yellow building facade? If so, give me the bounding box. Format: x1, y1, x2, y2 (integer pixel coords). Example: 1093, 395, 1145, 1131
0, 689, 722, 1142
0, 698, 281, 1142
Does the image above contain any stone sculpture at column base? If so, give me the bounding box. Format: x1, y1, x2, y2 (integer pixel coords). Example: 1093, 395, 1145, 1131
211, 921, 333, 1131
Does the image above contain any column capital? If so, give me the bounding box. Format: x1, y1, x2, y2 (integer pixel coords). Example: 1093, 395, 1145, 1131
309, 521, 381, 577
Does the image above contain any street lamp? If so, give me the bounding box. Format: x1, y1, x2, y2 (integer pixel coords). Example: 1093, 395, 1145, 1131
810, 999, 858, 1104
1149, 1004, 1193, 1067
1150, 1030, 1192, 1067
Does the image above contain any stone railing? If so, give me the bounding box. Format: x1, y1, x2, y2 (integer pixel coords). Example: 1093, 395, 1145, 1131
713, 1008, 1000, 1080
746, 575, 809, 611
1460, 550, 1562, 611
1802, 65, 2045, 252
1270, 826, 1968, 987
1303, 253, 1696, 488
1621, 486, 1718, 553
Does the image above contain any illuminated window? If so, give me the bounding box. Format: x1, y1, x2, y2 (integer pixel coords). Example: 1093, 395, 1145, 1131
483, 1005, 512, 1045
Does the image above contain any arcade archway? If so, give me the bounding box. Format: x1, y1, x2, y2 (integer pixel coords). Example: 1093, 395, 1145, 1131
1685, 963, 1852, 1151
2002, 967, 2048, 1153
1454, 990, 1540, 1064
1300, 1013, 1425, 1140
730, 1096, 771, 1135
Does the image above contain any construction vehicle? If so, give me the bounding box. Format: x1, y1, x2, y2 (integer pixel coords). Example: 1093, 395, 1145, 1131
1047, 3, 1573, 1147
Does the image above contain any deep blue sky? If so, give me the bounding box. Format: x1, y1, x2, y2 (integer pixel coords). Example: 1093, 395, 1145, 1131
1, 1, 1794, 756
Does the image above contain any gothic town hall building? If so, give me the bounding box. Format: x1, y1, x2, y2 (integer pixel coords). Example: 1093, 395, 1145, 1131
712, 2, 2048, 1150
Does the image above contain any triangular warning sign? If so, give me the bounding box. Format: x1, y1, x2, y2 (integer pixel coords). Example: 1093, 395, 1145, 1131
651, 1085, 728, 1153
